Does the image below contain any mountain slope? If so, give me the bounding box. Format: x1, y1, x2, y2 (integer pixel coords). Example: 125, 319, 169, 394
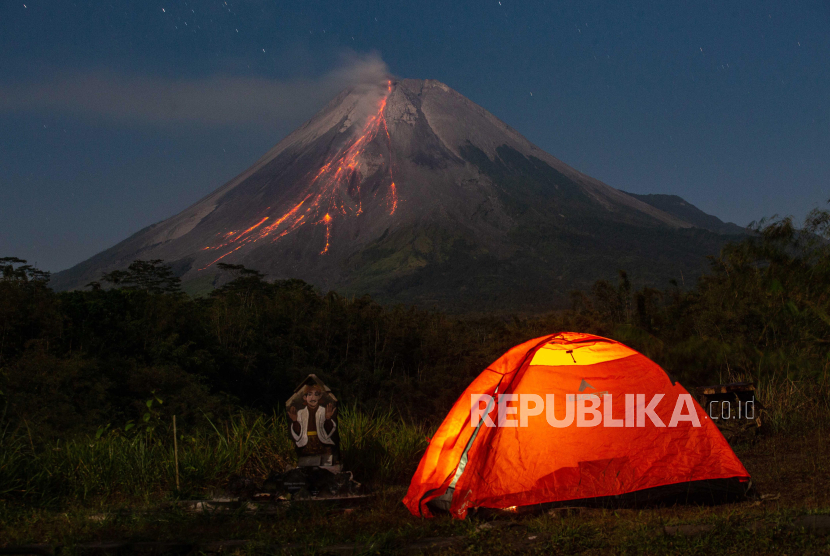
621, 192, 746, 235
51, 78, 740, 311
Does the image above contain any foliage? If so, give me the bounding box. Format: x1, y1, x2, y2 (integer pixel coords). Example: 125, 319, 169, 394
0, 407, 427, 503
0, 207, 827, 503
337, 404, 429, 486
94, 259, 182, 294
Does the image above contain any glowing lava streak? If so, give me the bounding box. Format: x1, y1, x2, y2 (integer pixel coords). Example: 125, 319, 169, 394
381, 109, 398, 214
321, 213, 332, 254
199, 80, 398, 270
232, 216, 269, 241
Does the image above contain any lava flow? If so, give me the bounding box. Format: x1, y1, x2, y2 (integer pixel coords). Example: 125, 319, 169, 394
199, 81, 398, 271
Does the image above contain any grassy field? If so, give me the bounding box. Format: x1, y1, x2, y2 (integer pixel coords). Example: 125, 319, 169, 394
1, 399, 828, 555
0, 406, 429, 502
1, 211, 828, 553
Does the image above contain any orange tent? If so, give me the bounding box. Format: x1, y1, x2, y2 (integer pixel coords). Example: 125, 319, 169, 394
403, 332, 750, 519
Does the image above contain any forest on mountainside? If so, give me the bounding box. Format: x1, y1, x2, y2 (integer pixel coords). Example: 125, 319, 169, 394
2, 207, 827, 443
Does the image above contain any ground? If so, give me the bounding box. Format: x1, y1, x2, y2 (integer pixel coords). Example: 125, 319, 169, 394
1, 429, 828, 555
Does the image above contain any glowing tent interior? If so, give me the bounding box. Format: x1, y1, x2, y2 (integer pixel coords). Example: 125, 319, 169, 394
403, 332, 751, 519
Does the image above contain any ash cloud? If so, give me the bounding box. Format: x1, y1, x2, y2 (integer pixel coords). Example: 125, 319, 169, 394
0, 52, 389, 128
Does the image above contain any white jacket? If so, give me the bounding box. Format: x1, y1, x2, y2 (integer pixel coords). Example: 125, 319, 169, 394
291, 406, 336, 447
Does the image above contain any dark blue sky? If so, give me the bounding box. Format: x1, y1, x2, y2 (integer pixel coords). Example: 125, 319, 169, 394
2, 0, 828, 272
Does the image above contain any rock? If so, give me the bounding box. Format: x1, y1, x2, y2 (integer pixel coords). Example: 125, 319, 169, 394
273, 467, 363, 499
282, 468, 309, 494
306, 467, 338, 495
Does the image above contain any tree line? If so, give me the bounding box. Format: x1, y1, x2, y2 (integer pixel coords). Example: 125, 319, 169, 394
1, 207, 827, 441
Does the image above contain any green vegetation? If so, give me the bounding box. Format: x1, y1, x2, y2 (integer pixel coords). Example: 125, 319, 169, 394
0, 431, 828, 553
0, 408, 426, 503
0, 207, 828, 552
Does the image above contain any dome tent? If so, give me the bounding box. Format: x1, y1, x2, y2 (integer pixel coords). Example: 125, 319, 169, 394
403, 332, 751, 519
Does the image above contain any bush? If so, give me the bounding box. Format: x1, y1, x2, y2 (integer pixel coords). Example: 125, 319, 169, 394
0, 407, 429, 503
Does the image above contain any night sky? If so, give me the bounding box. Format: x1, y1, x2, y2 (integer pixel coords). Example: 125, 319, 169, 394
2, 0, 828, 273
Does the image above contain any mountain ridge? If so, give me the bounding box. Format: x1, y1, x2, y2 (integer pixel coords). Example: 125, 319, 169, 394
51, 78, 743, 311
620, 192, 746, 235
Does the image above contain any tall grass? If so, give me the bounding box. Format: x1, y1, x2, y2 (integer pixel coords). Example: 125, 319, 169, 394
755, 375, 830, 434
0, 422, 28, 496
715, 357, 830, 435
6, 374, 824, 506
0, 407, 430, 504
338, 404, 430, 485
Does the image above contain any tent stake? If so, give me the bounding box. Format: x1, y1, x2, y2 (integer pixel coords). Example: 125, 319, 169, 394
173, 415, 180, 491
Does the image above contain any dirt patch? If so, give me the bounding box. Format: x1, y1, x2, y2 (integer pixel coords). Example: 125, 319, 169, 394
736, 429, 830, 508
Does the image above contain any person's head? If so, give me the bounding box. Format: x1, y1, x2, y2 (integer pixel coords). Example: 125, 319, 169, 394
302, 384, 324, 408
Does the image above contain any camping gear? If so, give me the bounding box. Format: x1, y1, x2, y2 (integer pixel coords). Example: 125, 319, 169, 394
696, 382, 765, 443
266, 467, 362, 499
403, 332, 751, 518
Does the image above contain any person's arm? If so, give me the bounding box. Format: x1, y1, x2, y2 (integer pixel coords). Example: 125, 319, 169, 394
323, 403, 337, 434
288, 406, 301, 438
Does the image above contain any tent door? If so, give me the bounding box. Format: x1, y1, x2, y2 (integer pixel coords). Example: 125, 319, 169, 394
428, 386, 499, 512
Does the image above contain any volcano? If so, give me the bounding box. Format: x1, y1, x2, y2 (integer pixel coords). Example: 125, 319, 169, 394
51, 78, 744, 311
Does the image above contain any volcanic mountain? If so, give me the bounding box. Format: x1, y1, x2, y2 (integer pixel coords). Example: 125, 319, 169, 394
52, 78, 744, 311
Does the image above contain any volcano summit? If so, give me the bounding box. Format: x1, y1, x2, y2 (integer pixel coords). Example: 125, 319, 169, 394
52, 78, 743, 311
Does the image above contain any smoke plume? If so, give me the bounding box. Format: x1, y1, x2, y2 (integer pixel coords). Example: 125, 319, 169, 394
0, 51, 389, 128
